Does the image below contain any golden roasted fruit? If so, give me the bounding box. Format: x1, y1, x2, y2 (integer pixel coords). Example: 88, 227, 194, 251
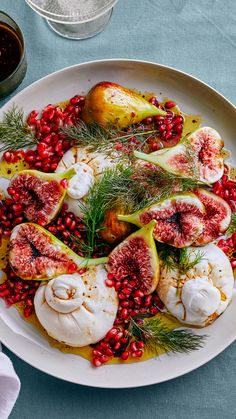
99, 207, 133, 244
82, 81, 166, 128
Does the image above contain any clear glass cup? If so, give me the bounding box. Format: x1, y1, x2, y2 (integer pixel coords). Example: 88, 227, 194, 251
0, 11, 27, 98
25, 0, 119, 39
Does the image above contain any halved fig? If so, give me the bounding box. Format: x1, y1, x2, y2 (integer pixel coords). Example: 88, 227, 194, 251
9, 223, 108, 280
106, 220, 159, 294
82, 81, 166, 128
118, 192, 205, 248
134, 127, 224, 183
193, 188, 231, 246
9, 168, 76, 225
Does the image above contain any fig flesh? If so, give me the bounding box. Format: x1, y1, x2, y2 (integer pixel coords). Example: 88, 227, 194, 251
118, 193, 205, 248
106, 220, 159, 295
134, 127, 224, 183
193, 188, 231, 246
9, 168, 76, 225
82, 81, 166, 128
9, 223, 108, 280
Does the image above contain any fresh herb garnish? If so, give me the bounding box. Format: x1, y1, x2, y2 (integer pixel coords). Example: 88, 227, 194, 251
158, 244, 205, 275
60, 120, 158, 160
226, 213, 236, 236
0, 105, 37, 152
130, 315, 206, 354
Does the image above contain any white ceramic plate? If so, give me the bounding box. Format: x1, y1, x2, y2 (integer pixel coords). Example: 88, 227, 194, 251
0, 59, 236, 388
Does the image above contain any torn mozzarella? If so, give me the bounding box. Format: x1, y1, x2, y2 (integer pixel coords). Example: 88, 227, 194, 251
67, 162, 94, 199
34, 266, 118, 347
157, 243, 234, 327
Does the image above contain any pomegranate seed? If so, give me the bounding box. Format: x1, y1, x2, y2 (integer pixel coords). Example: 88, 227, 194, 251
120, 308, 129, 319
137, 341, 145, 349
106, 328, 118, 339
106, 348, 114, 356
173, 115, 183, 124
165, 101, 176, 109
105, 278, 115, 288
113, 342, 121, 352
24, 307, 33, 317
107, 273, 114, 280
159, 124, 166, 133
121, 351, 129, 360
231, 233, 236, 245
0, 289, 10, 298
174, 124, 183, 134
231, 259, 236, 268
92, 358, 102, 367
132, 350, 143, 358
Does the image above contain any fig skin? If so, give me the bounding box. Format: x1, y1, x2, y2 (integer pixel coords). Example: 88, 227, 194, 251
99, 207, 133, 244
107, 220, 160, 295
118, 192, 206, 248
82, 81, 166, 128
9, 168, 76, 225
134, 127, 224, 184
192, 188, 231, 246
9, 223, 108, 280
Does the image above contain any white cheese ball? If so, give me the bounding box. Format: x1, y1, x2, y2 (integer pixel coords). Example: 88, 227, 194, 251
56, 146, 116, 217
157, 243, 234, 327
34, 265, 118, 347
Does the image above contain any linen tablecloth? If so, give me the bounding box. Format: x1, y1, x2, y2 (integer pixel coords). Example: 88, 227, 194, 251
1, 0, 236, 418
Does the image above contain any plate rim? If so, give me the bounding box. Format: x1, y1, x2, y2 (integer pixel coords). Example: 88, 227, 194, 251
1, 58, 236, 388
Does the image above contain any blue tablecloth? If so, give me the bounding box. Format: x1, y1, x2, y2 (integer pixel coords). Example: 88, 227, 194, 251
1, 0, 236, 417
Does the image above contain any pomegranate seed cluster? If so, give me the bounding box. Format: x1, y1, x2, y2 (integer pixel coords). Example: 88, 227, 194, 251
91, 272, 163, 366
0, 268, 40, 317
0, 198, 26, 237
218, 234, 236, 269
213, 166, 236, 212
143, 98, 184, 152
22, 95, 84, 173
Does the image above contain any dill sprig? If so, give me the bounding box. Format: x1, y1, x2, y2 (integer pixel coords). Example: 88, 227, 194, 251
158, 244, 205, 275
226, 213, 236, 236
60, 120, 158, 160
0, 104, 37, 152
131, 167, 203, 210
74, 165, 205, 256
130, 315, 206, 354
76, 165, 135, 256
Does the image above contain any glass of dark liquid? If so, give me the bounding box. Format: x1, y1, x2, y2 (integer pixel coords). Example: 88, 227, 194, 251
0, 12, 27, 98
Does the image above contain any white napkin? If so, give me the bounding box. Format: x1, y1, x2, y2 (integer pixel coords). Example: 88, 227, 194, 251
0, 345, 20, 419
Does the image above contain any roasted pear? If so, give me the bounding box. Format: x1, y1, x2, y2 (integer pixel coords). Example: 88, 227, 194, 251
9, 168, 76, 225
99, 206, 133, 244
106, 220, 159, 294
9, 223, 108, 280
134, 127, 224, 183
82, 81, 166, 128
118, 192, 205, 248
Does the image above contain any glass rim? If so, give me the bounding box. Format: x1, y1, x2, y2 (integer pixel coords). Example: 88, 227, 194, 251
0, 11, 26, 87
25, 0, 119, 23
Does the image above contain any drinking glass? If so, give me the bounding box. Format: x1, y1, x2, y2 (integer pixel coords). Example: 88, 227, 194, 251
25, 0, 119, 39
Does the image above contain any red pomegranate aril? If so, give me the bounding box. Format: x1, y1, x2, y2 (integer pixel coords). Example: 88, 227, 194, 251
174, 124, 183, 134
165, 101, 176, 109
118, 292, 126, 300
130, 341, 138, 352
223, 190, 230, 199
115, 282, 122, 291
62, 231, 70, 239
231, 259, 236, 268
122, 288, 132, 296
105, 278, 115, 288
24, 307, 33, 317
114, 342, 121, 351
150, 142, 161, 151
120, 308, 129, 319
106, 348, 114, 357
132, 350, 143, 358
164, 131, 173, 140
0, 289, 10, 298
137, 341, 145, 349
92, 349, 102, 357
70, 220, 76, 230
92, 358, 102, 367
134, 290, 144, 298
121, 351, 129, 360
149, 306, 159, 315
231, 232, 236, 246
106, 328, 118, 339
159, 124, 166, 133
120, 300, 130, 308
